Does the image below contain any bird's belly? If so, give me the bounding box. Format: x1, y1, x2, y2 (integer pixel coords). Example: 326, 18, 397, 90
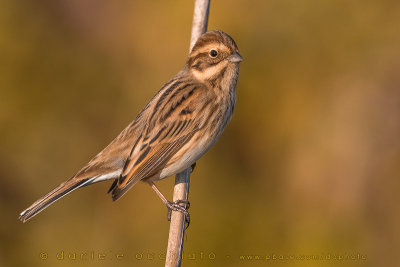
152, 133, 215, 181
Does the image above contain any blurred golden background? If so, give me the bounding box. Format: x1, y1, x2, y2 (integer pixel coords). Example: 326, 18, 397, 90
1, 0, 400, 266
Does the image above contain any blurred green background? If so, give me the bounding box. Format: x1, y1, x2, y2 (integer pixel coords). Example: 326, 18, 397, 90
1, 0, 400, 266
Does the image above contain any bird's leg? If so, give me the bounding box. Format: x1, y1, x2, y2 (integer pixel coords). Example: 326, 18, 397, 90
147, 181, 190, 226
191, 162, 197, 173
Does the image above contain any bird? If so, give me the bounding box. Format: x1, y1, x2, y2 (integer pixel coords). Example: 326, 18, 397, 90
19, 30, 242, 223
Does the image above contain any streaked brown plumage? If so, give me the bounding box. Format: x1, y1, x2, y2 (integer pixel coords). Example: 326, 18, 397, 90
19, 30, 242, 223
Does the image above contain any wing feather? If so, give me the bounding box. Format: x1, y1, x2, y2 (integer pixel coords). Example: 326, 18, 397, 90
110, 81, 210, 200
111, 126, 197, 200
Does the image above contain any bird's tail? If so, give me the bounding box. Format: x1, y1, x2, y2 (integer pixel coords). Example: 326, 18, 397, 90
19, 178, 92, 223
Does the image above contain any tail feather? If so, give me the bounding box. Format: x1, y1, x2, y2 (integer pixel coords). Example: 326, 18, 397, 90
19, 179, 91, 223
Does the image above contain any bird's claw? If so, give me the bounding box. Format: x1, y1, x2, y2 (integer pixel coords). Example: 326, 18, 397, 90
166, 200, 190, 228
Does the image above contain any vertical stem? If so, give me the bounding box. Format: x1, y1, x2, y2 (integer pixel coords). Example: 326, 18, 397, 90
165, 1, 210, 266
189, 0, 210, 51
165, 169, 190, 267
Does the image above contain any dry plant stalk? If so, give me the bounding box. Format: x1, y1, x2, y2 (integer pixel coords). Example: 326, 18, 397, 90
165, 1, 210, 266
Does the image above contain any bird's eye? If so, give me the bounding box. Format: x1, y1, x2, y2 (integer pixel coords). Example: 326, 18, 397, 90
209, 49, 218, 58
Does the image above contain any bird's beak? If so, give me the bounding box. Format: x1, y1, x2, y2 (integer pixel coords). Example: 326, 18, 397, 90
228, 51, 243, 63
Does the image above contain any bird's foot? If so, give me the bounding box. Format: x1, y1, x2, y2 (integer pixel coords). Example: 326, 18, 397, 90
166, 200, 190, 228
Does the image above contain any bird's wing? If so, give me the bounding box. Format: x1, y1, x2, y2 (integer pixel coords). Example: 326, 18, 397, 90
110, 80, 208, 201
110, 119, 199, 200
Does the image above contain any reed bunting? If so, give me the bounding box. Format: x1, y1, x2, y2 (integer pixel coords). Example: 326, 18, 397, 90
19, 30, 242, 223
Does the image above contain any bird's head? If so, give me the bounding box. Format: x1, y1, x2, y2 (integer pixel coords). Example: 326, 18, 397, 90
187, 30, 242, 82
